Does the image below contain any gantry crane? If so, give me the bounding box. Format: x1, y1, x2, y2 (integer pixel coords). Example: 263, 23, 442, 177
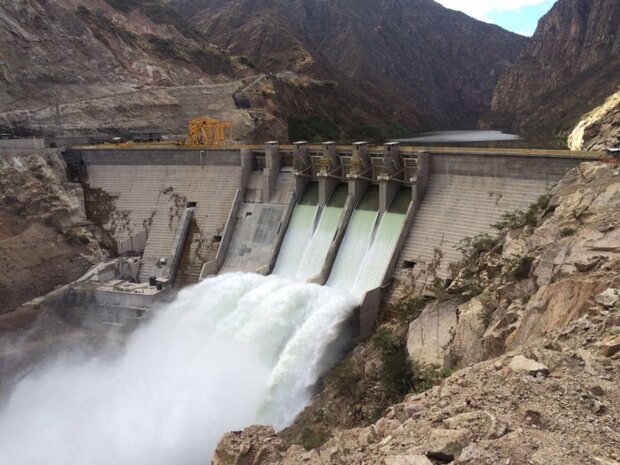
185, 116, 232, 146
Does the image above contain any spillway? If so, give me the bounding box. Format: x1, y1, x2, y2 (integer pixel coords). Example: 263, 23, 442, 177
326, 188, 410, 299
351, 189, 409, 296
326, 187, 380, 293
273, 183, 319, 277
296, 184, 348, 281
0, 273, 355, 465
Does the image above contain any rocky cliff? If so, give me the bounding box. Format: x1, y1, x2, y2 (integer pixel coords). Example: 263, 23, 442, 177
0, 148, 105, 316
213, 160, 620, 464
484, 0, 620, 140
568, 90, 620, 151
173, 0, 528, 130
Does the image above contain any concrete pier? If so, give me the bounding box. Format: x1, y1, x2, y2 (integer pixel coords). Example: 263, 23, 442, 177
318, 141, 341, 206
293, 141, 312, 195
379, 142, 404, 212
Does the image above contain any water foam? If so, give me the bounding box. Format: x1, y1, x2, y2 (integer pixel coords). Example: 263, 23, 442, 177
0, 273, 355, 465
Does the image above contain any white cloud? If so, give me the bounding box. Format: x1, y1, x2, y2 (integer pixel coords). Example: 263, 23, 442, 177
434, 0, 552, 21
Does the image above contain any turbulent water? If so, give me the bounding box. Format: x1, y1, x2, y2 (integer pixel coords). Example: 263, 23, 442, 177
351, 211, 406, 296
296, 205, 343, 281
273, 204, 319, 277
326, 209, 379, 293
0, 273, 355, 465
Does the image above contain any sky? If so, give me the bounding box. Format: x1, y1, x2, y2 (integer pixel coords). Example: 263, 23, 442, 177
434, 0, 557, 36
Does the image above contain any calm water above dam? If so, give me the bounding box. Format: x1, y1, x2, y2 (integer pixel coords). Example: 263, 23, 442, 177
395, 130, 565, 149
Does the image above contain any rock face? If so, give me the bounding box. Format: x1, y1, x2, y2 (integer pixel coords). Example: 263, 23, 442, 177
406, 298, 458, 365
484, 0, 620, 139
213, 426, 286, 465
172, 0, 527, 130
568, 90, 620, 151
0, 150, 104, 314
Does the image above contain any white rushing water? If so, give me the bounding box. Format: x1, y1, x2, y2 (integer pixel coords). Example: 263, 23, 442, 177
0, 273, 355, 465
296, 205, 343, 281
326, 209, 379, 293
351, 211, 406, 296
273, 204, 319, 276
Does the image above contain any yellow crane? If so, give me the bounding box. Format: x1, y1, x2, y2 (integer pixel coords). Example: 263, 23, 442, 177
184, 116, 232, 146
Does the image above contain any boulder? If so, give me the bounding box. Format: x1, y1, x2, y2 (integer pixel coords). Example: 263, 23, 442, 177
213, 426, 285, 465
508, 355, 550, 377
407, 298, 458, 366
444, 298, 488, 367
595, 289, 620, 308
423, 428, 470, 461
600, 335, 620, 357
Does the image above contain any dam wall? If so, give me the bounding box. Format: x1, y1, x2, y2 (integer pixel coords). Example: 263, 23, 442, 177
64, 142, 599, 318
72, 148, 243, 285
391, 151, 594, 298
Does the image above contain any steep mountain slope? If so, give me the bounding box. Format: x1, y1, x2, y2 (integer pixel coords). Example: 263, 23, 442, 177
568, 90, 620, 150
0, 0, 264, 138
484, 0, 620, 140
172, 0, 527, 130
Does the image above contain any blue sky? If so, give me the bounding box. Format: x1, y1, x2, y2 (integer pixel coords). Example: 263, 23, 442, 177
435, 0, 557, 36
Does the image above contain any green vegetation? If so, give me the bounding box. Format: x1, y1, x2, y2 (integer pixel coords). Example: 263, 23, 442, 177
560, 226, 576, 237
301, 427, 330, 450
148, 36, 177, 60
390, 295, 427, 324
76, 5, 90, 17
189, 48, 232, 75
76, 7, 137, 43
492, 191, 552, 233
288, 116, 340, 142
237, 55, 256, 69
104, 0, 141, 12
331, 357, 358, 398
458, 233, 498, 261
371, 328, 414, 400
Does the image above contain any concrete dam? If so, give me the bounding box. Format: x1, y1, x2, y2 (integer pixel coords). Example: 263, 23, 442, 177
63, 141, 596, 335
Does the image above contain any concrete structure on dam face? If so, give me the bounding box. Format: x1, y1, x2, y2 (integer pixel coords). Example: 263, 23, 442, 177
63, 142, 599, 334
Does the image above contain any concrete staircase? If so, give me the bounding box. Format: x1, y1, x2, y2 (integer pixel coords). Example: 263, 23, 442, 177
392, 174, 552, 297
86, 164, 241, 285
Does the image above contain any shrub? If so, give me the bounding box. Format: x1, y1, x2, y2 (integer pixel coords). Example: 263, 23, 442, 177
104, 0, 140, 12
371, 327, 415, 400
560, 227, 576, 237
331, 357, 359, 398
301, 427, 330, 450
76, 5, 90, 17
288, 116, 339, 142
148, 36, 177, 59
189, 48, 232, 75
392, 295, 427, 324
382, 347, 415, 398
238, 55, 256, 69
372, 327, 399, 353
458, 233, 498, 260
492, 192, 552, 233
